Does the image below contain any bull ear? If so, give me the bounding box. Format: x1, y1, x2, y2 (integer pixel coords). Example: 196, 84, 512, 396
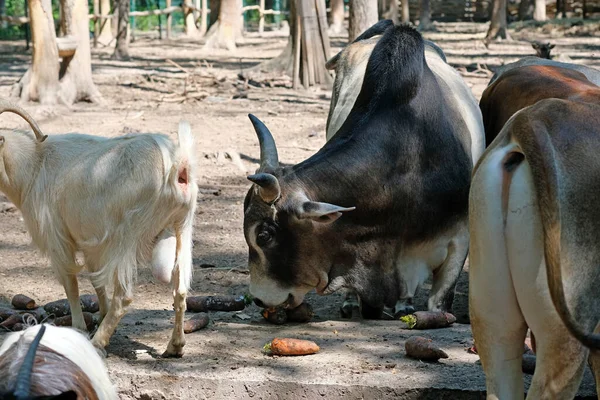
248, 173, 281, 204
325, 53, 341, 70
298, 201, 355, 224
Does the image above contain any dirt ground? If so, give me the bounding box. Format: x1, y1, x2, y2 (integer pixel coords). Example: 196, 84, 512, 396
1, 20, 599, 399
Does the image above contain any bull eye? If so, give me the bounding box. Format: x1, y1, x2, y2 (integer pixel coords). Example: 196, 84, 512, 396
256, 230, 273, 246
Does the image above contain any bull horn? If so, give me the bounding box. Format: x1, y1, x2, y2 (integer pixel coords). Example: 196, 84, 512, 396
248, 114, 279, 172
13, 325, 47, 399
248, 173, 281, 204
0, 98, 48, 143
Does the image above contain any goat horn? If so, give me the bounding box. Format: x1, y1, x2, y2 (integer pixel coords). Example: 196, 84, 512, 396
248, 114, 279, 172
13, 325, 47, 399
0, 98, 48, 143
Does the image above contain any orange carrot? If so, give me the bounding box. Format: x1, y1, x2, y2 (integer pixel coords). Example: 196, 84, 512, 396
265, 338, 320, 356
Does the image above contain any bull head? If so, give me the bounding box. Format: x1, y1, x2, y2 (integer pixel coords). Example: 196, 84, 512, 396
244, 115, 355, 308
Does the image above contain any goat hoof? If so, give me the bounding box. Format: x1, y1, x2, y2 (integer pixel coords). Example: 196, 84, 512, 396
162, 342, 185, 358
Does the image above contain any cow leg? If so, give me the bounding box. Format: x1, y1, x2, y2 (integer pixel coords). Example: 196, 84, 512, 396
92, 278, 132, 352
427, 229, 469, 312
393, 298, 415, 317
587, 325, 600, 398
526, 332, 586, 398
340, 291, 359, 319
469, 149, 527, 399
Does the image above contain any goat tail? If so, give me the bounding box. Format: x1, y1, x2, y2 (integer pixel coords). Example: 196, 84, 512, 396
177, 120, 196, 166
0, 98, 48, 142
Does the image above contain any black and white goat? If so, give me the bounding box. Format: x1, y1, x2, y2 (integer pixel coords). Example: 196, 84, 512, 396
0, 324, 118, 399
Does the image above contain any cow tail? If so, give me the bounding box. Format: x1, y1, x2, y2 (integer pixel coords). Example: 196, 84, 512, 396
513, 112, 600, 349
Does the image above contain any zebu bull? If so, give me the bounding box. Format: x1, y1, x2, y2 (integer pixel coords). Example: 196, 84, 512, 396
470, 62, 600, 398
243, 22, 485, 319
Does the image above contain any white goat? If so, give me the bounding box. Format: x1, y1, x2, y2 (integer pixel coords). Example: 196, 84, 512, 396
0, 324, 118, 399
0, 99, 198, 357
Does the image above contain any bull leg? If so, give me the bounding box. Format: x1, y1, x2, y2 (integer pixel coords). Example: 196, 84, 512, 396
358, 296, 384, 320
91, 279, 132, 352
427, 232, 468, 312
340, 292, 359, 319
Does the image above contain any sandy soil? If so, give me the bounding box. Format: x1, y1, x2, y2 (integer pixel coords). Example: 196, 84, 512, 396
0, 21, 599, 399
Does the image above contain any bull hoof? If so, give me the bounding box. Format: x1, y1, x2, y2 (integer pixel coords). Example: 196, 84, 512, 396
340, 305, 353, 319
393, 305, 415, 318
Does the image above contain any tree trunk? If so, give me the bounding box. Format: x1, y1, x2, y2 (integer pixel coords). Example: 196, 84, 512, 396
518, 0, 534, 20
184, 0, 200, 36
328, 0, 345, 35
113, 0, 130, 59
253, 0, 332, 89
484, 0, 510, 46
98, 0, 112, 45
12, 0, 102, 104
349, 0, 378, 42
419, 0, 433, 30
209, 0, 220, 27
12, 0, 60, 104
533, 0, 546, 21
199, 0, 208, 35
204, 0, 242, 50
58, 0, 103, 103
401, 0, 409, 23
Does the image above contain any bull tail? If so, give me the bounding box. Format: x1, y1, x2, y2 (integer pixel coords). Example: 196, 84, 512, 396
511, 113, 600, 349
0, 98, 47, 142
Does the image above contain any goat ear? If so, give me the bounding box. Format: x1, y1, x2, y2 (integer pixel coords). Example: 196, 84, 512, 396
531, 42, 540, 49
549, 44, 556, 49
297, 201, 355, 224
0, 136, 4, 146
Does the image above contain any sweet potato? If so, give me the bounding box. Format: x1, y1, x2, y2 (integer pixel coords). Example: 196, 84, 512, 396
183, 312, 209, 334
405, 336, 448, 361
11, 294, 37, 310
186, 295, 246, 312
262, 307, 288, 325
80, 294, 100, 313
0, 314, 23, 330
44, 299, 71, 317
400, 311, 456, 330
265, 338, 320, 356
53, 312, 96, 332
286, 303, 314, 322
0, 308, 17, 321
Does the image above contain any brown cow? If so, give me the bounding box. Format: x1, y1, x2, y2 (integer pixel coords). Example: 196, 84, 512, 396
480, 64, 600, 146
471, 64, 600, 397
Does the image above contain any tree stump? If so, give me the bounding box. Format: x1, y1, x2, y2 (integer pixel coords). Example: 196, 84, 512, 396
484, 0, 511, 46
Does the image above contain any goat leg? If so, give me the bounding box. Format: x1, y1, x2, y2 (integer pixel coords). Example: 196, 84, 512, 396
92, 280, 132, 352
163, 227, 188, 358
64, 273, 87, 332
